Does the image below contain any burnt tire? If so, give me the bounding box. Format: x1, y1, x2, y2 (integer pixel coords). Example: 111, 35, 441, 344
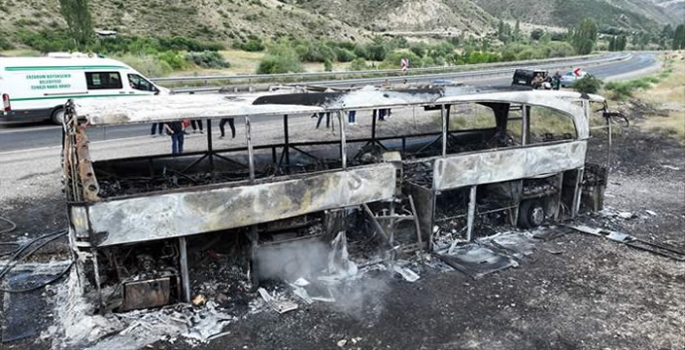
518, 200, 545, 229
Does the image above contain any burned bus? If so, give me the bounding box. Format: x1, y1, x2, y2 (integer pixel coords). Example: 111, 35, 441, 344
61, 88, 607, 311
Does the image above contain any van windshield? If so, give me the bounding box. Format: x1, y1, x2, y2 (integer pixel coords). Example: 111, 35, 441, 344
127, 74, 157, 92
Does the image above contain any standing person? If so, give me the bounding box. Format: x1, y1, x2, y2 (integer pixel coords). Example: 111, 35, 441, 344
552, 71, 562, 90
532, 73, 543, 89
165, 120, 185, 154
316, 112, 331, 129
150, 123, 163, 137
348, 110, 357, 125
219, 118, 235, 139
378, 108, 387, 121
190, 119, 204, 134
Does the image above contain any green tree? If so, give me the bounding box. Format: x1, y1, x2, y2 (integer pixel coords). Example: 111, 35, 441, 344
513, 19, 521, 41
662, 24, 674, 40
573, 74, 602, 94
617, 35, 627, 51
673, 24, 685, 50
608, 36, 616, 51
257, 42, 303, 74
59, 0, 94, 50
530, 29, 544, 41
572, 18, 598, 55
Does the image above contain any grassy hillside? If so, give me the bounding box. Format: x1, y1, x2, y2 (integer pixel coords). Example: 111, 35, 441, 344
650, 0, 685, 21
473, 0, 678, 31
295, 0, 497, 34
0, 0, 679, 48
0, 0, 371, 45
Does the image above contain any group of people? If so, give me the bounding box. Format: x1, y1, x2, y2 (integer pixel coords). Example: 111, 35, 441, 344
532, 72, 562, 90
313, 109, 391, 129
150, 118, 236, 154
151, 107, 397, 154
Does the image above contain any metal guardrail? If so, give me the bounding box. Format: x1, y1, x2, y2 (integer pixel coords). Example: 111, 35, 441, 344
152, 54, 605, 83
167, 53, 632, 94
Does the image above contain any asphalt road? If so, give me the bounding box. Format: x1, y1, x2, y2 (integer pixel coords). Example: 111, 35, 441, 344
0, 53, 657, 153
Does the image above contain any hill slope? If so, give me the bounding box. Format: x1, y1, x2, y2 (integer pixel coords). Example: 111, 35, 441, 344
0, 0, 680, 47
0, 0, 371, 44
473, 0, 679, 31
294, 0, 497, 34
650, 0, 685, 22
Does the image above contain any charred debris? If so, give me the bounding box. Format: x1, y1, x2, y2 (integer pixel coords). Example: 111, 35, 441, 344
60, 88, 614, 313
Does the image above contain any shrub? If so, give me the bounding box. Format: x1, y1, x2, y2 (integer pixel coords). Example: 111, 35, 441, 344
184, 51, 230, 69
349, 57, 369, 71
365, 43, 388, 61
353, 45, 368, 60
409, 43, 428, 58
257, 43, 302, 74
17, 29, 73, 52
604, 81, 632, 100
466, 51, 501, 64
157, 51, 188, 71
115, 54, 173, 77
300, 42, 336, 63
334, 48, 356, 62
422, 56, 436, 67
501, 50, 517, 61
380, 50, 422, 69
573, 74, 603, 94
604, 77, 656, 100
530, 29, 545, 41
258, 55, 303, 74
547, 42, 575, 58
241, 39, 265, 52
324, 59, 333, 72
0, 36, 13, 50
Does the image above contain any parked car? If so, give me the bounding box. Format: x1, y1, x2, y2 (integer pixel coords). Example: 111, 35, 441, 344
559, 70, 588, 88
511, 69, 551, 89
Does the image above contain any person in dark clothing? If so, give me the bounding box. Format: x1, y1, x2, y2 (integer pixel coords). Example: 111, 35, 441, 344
316, 112, 331, 129
150, 123, 163, 137
378, 108, 387, 121
552, 71, 562, 90
165, 121, 185, 154
190, 119, 204, 134
219, 118, 235, 139
348, 110, 357, 125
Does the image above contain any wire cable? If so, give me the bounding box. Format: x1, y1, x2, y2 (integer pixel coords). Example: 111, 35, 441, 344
0, 230, 72, 293
0, 216, 17, 235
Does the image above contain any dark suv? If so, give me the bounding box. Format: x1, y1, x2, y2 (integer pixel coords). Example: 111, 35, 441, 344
511, 69, 550, 89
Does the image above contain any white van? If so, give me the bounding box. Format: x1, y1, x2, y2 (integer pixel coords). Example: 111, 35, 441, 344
0, 52, 170, 124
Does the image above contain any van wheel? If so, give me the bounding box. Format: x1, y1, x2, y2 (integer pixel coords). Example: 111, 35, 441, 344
51, 108, 65, 125
517, 200, 545, 229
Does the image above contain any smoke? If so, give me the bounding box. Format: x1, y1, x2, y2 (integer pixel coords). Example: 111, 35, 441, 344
255, 239, 330, 283
256, 232, 391, 320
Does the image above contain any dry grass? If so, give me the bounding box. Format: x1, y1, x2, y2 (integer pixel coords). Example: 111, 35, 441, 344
219, 50, 265, 75
642, 54, 685, 106
641, 111, 685, 143
637, 53, 685, 144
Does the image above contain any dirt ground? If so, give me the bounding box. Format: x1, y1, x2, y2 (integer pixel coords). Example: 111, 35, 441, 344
1, 85, 683, 350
